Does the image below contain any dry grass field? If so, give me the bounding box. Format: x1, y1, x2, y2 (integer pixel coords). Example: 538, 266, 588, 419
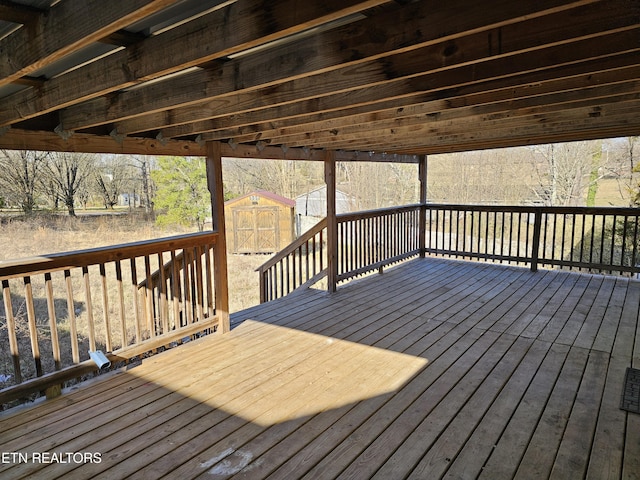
0, 211, 265, 313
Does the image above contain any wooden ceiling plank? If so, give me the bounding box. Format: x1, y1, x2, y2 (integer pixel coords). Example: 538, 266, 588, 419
56, 0, 600, 131
118, 0, 637, 137
230, 84, 640, 147
189, 42, 640, 144
168, 57, 640, 141
273, 93, 640, 148
315, 102, 640, 153
0, 0, 389, 127
216, 63, 640, 145
389, 122, 640, 155
0, 0, 178, 87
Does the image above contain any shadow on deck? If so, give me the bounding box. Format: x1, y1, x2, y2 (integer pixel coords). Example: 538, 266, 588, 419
1, 257, 639, 479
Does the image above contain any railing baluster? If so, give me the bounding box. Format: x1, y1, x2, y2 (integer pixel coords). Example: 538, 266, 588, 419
82, 267, 97, 352
23, 276, 43, 377
305, 240, 310, 281
44, 273, 61, 370
205, 245, 214, 319
508, 211, 513, 263
130, 258, 142, 340
599, 215, 606, 267
3, 280, 22, 383
462, 209, 467, 256
579, 214, 586, 270
621, 216, 628, 269
196, 246, 206, 323
143, 256, 154, 337
115, 260, 127, 348
632, 216, 639, 271
182, 249, 193, 327
65, 270, 80, 363
99, 264, 112, 352
610, 215, 618, 273
157, 253, 168, 334
588, 214, 595, 267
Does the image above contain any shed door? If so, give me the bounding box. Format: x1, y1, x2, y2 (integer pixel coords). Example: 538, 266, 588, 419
232, 206, 280, 253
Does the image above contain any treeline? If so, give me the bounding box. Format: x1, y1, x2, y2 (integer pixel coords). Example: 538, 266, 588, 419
1, 137, 638, 227
0, 151, 155, 216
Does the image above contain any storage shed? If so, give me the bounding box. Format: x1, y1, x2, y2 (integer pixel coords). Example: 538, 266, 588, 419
225, 190, 295, 254
295, 185, 355, 235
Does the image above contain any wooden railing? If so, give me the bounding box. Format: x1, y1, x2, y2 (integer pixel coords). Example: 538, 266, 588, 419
425, 204, 640, 275
0, 232, 222, 406
256, 218, 327, 303
258, 203, 640, 303
337, 205, 421, 281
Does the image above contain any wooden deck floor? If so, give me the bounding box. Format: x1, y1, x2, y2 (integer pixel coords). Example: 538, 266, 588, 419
1, 257, 639, 479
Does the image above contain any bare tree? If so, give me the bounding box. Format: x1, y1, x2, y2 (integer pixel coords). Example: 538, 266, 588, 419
41, 152, 96, 216
126, 155, 156, 214
94, 155, 131, 209
223, 158, 323, 200
530, 142, 598, 206
0, 150, 47, 213
0, 150, 48, 213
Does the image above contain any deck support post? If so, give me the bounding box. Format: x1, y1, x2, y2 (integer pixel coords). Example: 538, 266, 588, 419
325, 150, 338, 293
206, 141, 230, 333
419, 155, 428, 258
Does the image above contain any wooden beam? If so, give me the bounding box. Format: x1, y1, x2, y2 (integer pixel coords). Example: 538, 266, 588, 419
56, 0, 599, 130
418, 155, 427, 258
0, 127, 419, 162
0, 0, 176, 88
0, 128, 207, 156
0, 0, 389, 127
206, 141, 230, 333
325, 150, 338, 293
219, 143, 419, 162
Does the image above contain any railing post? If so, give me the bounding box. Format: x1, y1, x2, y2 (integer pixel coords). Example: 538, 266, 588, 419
258, 267, 266, 303
206, 141, 230, 333
419, 155, 428, 258
325, 150, 338, 293
531, 207, 543, 272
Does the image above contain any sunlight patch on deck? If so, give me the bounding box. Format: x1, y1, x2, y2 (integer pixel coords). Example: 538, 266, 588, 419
127, 320, 428, 427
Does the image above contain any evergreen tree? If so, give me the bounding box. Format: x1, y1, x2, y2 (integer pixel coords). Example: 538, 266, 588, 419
152, 156, 210, 231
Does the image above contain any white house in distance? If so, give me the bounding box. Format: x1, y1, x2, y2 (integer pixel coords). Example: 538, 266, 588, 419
295, 185, 356, 235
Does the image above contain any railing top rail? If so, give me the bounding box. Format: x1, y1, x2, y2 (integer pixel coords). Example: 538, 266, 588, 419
423, 203, 640, 215
337, 203, 422, 222
0, 231, 218, 279
257, 217, 328, 273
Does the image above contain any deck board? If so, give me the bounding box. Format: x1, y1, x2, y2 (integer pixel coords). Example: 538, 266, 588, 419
1, 257, 639, 479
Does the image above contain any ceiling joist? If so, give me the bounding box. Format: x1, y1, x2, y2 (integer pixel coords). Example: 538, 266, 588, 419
0, 0, 638, 159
